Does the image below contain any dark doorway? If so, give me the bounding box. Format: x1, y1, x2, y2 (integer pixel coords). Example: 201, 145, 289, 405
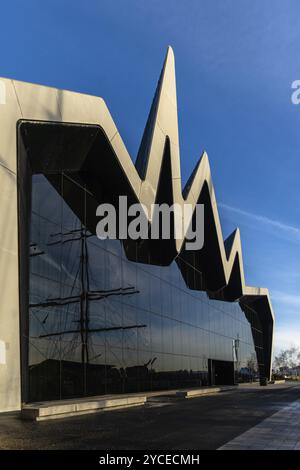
208, 359, 235, 385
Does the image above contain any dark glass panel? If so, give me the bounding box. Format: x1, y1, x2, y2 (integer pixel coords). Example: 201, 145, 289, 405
150, 313, 162, 354
27, 170, 263, 401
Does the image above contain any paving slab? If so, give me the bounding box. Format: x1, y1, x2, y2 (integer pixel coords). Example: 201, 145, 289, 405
219, 397, 300, 450
21, 395, 147, 421
176, 386, 237, 398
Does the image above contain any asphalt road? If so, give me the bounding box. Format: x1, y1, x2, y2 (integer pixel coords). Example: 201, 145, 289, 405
0, 383, 300, 450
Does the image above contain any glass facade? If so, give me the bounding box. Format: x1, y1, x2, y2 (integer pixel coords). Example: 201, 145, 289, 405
27, 172, 264, 402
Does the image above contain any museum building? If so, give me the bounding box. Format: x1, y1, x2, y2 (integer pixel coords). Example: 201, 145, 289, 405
0, 48, 274, 412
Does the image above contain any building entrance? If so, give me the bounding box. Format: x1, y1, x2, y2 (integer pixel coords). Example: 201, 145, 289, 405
208, 359, 235, 386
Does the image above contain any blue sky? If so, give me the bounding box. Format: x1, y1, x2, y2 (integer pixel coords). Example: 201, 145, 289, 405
1, 0, 300, 353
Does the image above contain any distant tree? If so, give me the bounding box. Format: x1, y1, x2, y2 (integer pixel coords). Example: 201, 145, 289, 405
246, 353, 258, 374
273, 346, 299, 371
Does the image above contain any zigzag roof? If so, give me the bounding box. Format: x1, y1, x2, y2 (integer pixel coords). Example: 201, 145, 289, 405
2, 46, 274, 376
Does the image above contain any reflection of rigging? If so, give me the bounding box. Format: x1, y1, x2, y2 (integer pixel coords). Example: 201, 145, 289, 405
30, 286, 140, 308
37, 324, 147, 339
30, 225, 143, 370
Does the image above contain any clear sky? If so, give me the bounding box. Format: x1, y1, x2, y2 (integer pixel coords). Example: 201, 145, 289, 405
1, 0, 300, 354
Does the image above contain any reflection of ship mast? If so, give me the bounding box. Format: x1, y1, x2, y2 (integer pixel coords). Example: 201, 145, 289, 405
30, 225, 144, 374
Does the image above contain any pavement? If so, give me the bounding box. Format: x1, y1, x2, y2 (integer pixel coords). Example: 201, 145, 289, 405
219, 395, 300, 450
0, 382, 300, 450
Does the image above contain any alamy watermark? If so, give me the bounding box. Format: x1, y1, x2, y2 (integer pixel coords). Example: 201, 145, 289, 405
291, 80, 300, 104
96, 196, 204, 250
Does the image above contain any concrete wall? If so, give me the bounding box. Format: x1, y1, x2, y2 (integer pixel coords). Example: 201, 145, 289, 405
0, 78, 68, 411
0, 79, 22, 411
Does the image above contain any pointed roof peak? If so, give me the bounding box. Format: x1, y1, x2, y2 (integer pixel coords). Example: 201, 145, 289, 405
224, 228, 241, 257
166, 45, 174, 58
163, 45, 175, 73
